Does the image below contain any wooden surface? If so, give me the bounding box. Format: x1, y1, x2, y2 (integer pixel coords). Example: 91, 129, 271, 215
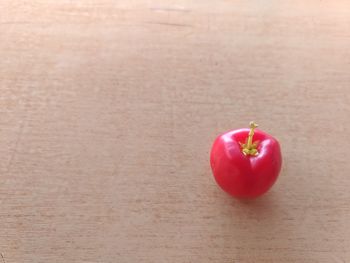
1, 1, 350, 262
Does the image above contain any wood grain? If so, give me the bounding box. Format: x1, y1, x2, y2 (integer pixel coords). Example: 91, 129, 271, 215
1, 1, 350, 262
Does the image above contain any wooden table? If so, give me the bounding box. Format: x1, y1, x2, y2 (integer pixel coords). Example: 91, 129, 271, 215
1, 1, 349, 262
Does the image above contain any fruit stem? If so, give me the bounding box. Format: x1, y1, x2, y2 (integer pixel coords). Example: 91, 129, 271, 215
241, 121, 259, 156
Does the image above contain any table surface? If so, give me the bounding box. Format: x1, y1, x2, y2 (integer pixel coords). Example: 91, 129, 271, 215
1, 1, 350, 262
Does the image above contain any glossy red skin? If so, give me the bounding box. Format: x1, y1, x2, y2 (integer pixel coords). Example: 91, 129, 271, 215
210, 128, 282, 199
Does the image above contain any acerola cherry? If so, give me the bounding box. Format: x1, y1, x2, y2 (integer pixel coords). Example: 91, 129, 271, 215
210, 122, 282, 199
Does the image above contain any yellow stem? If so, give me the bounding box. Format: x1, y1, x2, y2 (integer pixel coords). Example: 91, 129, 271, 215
247, 121, 257, 149
241, 121, 259, 156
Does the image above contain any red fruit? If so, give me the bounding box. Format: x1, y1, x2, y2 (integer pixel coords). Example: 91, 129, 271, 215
210, 122, 282, 199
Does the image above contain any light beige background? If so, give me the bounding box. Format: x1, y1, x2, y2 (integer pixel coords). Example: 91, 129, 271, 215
1, 1, 350, 262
